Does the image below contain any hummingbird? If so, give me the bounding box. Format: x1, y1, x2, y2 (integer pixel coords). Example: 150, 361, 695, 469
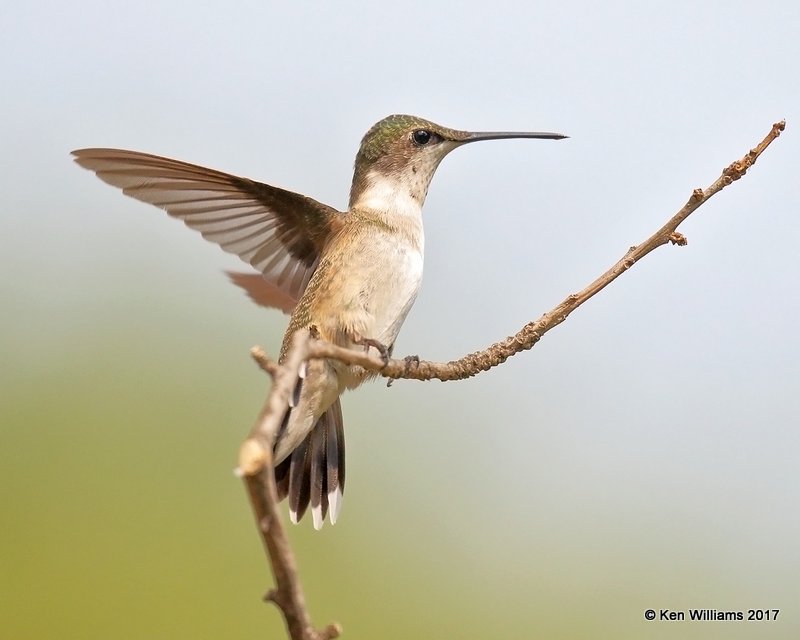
72, 114, 566, 529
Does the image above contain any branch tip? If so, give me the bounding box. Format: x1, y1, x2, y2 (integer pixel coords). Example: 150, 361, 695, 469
250, 345, 267, 359
239, 438, 269, 476
320, 623, 343, 639
251, 346, 279, 376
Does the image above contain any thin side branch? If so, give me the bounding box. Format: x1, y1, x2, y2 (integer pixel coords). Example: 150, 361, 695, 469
370, 119, 785, 382
239, 119, 785, 640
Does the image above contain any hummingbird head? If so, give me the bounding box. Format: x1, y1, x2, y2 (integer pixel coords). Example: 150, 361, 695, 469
348, 114, 566, 214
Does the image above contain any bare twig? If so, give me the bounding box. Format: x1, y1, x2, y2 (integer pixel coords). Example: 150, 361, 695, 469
238, 120, 785, 639
370, 119, 786, 382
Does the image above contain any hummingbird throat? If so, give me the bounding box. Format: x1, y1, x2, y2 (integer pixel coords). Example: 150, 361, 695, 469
351, 170, 428, 220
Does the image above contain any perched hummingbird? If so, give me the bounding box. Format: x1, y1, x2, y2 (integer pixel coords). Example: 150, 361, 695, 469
72, 114, 566, 529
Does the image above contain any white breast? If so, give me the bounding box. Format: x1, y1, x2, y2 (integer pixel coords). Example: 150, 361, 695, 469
366, 236, 424, 346
328, 226, 423, 392
346, 172, 426, 347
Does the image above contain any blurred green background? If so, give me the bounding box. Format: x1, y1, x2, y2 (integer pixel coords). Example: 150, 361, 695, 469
3, 2, 799, 639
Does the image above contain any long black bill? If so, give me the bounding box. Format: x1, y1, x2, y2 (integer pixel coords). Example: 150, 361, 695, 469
463, 130, 568, 143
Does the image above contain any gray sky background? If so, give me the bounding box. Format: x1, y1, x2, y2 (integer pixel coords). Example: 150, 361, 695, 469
3, 2, 798, 638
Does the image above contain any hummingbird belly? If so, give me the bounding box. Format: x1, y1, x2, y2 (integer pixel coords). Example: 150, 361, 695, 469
361, 236, 423, 345
315, 226, 424, 389
346, 241, 423, 389
275, 231, 422, 461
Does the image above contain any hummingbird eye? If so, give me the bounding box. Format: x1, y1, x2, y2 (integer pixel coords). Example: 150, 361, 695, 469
411, 129, 434, 146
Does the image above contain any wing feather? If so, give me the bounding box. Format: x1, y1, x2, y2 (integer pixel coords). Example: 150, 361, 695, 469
72, 148, 343, 304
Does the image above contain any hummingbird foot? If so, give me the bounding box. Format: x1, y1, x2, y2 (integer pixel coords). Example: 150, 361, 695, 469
353, 335, 391, 366
387, 354, 420, 387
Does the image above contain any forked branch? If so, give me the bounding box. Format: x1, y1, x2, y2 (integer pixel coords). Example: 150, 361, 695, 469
238, 120, 785, 640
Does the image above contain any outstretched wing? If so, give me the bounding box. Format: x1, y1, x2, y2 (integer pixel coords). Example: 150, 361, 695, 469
72, 148, 343, 303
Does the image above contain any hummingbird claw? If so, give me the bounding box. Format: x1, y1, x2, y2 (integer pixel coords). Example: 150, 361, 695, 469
387, 354, 420, 387
354, 336, 390, 366
386, 355, 419, 387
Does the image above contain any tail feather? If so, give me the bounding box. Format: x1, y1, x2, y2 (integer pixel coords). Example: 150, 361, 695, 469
326, 399, 345, 524
274, 409, 292, 501
288, 438, 311, 524
226, 271, 297, 314
274, 455, 291, 502
309, 425, 329, 530
281, 397, 345, 528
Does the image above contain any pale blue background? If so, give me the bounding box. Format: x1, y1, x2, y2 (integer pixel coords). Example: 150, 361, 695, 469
2, 2, 798, 638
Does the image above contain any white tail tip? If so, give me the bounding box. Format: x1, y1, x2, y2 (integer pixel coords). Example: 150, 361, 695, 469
328, 487, 343, 525
312, 504, 324, 530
